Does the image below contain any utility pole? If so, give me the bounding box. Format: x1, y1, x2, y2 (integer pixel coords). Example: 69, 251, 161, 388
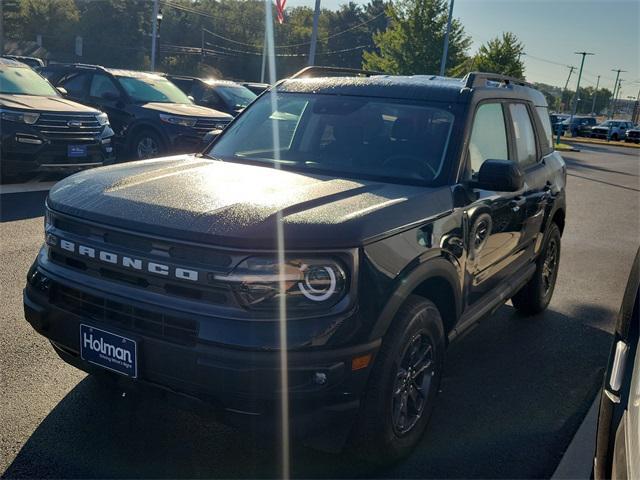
590, 74, 600, 114
201, 28, 205, 62
150, 0, 159, 71
612, 78, 624, 119
439, 0, 455, 76
568, 51, 594, 131
308, 0, 321, 66
608, 68, 626, 118
561, 66, 576, 112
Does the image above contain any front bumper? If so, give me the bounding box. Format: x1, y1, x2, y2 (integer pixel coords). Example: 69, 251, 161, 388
1, 128, 115, 174
23, 265, 379, 438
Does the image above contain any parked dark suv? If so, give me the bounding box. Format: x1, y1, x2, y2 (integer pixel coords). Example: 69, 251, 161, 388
38, 64, 233, 159
166, 75, 257, 116
24, 68, 566, 462
0, 58, 114, 179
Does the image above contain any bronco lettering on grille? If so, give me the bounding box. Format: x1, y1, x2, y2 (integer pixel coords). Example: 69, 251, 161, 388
57, 238, 199, 281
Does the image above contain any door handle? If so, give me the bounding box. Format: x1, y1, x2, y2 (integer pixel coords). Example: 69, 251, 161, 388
509, 197, 526, 212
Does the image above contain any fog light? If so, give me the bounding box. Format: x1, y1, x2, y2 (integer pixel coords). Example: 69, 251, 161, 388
16, 135, 43, 145
313, 372, 327, 385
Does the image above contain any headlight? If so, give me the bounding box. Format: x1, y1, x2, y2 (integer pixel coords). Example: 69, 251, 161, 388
96, 112, 109, 126
221, 257, 347, 312
159, 113, 197, 127
1, 109, 39, 124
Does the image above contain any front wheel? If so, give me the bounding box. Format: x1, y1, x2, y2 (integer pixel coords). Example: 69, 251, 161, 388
130, 129, 165, 160
511, 222, 561, 315
350, 295, 444, 464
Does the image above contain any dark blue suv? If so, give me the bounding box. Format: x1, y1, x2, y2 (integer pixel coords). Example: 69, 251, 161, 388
39, 64, 233, 160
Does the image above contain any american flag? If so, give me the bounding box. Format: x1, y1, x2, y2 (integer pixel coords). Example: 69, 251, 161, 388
276, 0, 287, 24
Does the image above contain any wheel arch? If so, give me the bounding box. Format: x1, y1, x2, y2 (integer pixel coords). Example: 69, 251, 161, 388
370, 256, 462, 342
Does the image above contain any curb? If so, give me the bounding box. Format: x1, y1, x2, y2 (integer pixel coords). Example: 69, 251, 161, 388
563, 138, 640, 150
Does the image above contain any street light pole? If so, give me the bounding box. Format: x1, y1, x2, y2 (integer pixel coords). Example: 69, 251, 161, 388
608, 68, 626, 118
150, 0, 159, 71
568, 51, 594, 133
439, 0, 454, 76
590, 74, 600, 114
308, 0, 321, 66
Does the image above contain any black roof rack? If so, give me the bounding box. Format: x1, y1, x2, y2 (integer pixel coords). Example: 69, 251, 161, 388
290, 66, 385, 79
463, 71, 531, 89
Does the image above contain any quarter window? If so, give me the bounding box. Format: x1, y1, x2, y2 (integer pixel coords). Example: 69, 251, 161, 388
535, 106, 554, 152
468, 103, 509, 174
509, 103, 538, 167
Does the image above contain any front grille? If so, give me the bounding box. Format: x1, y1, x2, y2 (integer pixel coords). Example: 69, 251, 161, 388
48, 213, 240, 306
35, 113, 102, 141
51, 282, 199, 345
193, 118, 230, 135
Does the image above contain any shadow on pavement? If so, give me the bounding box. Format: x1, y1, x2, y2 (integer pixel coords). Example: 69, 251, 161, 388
564, 157, 639, 177
0, 191, 48, 223
2, 303, 613, 479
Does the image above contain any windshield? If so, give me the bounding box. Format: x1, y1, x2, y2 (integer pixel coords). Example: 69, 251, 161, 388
0, 65, 58, 96
118, 75, 192, 104
207, 93, 455, 184
214, 85, 257, 108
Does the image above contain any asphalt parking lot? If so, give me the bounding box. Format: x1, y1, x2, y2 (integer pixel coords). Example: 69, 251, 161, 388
1, 144, 638, 479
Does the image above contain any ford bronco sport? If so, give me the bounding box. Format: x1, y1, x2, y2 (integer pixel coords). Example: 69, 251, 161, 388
24, 67, 566, 462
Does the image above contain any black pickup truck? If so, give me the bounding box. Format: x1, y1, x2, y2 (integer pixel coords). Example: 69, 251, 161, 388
24, 68, 566, 462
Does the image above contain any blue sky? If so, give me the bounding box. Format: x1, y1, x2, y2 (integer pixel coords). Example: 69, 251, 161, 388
286, 0, 640, 96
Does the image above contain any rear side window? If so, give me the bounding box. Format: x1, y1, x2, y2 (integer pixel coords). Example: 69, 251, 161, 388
535, 106, 554, 152
509, 103, 538, 167
468, 103, 509, 174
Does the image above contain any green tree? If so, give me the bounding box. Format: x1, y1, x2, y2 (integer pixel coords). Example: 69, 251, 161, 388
17, 0, 79, 54
361, 0, 470, 75
453, 32, 525, 78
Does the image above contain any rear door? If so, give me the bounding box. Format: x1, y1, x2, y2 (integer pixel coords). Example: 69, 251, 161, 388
506, 102, 551, 264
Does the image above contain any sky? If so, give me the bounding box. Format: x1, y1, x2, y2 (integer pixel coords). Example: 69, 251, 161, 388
285, 0, 640, 97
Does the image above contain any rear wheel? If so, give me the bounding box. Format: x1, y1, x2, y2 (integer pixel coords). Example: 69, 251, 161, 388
512, 222, 561, 315
350, 295, 444, 464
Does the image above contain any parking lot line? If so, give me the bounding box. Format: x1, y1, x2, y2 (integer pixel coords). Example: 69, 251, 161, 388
0, 181, 58, 195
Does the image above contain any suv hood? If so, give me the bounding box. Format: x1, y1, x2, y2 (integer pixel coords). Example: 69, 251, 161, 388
142, 102, 232, 119
0, 94, 99, 113
47, 156, 452, 249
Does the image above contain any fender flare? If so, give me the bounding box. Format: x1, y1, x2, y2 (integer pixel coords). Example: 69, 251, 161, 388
369, 256, 462, 341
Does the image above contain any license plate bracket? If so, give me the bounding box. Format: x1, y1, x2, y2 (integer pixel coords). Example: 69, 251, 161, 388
68, 144, 88, 158
80, 324, 137, 378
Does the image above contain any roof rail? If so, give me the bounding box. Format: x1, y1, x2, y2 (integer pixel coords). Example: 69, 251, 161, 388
463, 71, 530, 89
290, 66, 385, 79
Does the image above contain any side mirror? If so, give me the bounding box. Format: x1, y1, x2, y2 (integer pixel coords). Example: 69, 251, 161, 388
101, 91, 120, 101
56, 86, 68, 96
474, 159, 524, 192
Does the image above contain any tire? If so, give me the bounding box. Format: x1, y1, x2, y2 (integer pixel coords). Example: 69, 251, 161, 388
611, 133, 619, 141
350, 295, 445, 464
130, 129, 165, 160
512, 222, 561, 315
